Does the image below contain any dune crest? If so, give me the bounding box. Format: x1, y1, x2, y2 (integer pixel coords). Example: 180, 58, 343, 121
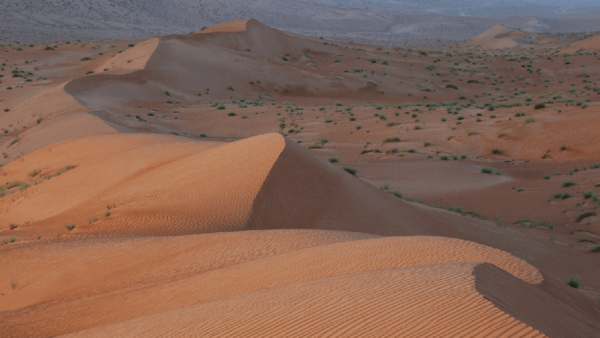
471, 24, 531, 50
561, 35, 600, 54
194, 19, 251, 34
95, 37, 159, 74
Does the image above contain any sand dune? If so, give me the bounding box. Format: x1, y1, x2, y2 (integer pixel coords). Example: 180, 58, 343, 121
62, 263, 547, 338
471, 24, 533, 50
8, 233, 598, 337
63, 19, 382, 111
2, 19, 600, 338
195, 19, 250, 34
0, 83, 116, 163
95, 38, 159, 75
561, 35, 600, 54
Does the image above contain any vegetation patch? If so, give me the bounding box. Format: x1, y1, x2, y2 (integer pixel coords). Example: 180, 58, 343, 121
576, 211, 597, 223
515, 219, 554, 229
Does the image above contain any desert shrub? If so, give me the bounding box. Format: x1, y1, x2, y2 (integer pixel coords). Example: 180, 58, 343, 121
576, 211, 597, 222
227, 112, 236, 116
65, 224, 75, 231
515, 220, 554, 229
562, 180, 577, 188
591, 245, 600, 253
551, 192, 572, 200
534, 102, 546, 109
492, 148, 501, 154
440, 155, 449, 161
343, 166, 357, 175
383, 137, 400, 144
481, 167, 493, 174
328, 156, 339, 163
565, 276, 581, 288
446, 84, 458, 90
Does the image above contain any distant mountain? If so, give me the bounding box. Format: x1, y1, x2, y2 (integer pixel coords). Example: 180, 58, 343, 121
312, 0, 600, 18
1, 0, 599, 43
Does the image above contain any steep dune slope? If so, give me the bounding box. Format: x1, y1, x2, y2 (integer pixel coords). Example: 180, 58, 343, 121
95, 38, 160, 75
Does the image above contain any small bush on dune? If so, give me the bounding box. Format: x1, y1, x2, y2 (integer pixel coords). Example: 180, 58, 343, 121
576, 211, 597, 223
481, 167, 494, 174
328, 156, 339, 163
550, 192, 572, 200
343, 166, 358, 175
383, 137, 400, 144
562, 180, 577, 188
566, 276, 581, 288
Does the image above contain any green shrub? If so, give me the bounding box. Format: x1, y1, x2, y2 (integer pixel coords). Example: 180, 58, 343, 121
227, 112, 236, 116
328, 156, 339, 163
534, 103, 546, 109
481, 167, 494, 174
343, 166, 357, 175
576, 211, 597, 222
551, 192, 572, 200
566, 276, 581, 288
383, 137, 400, 144
562, 180, 577, 188
446, 84, 458, 90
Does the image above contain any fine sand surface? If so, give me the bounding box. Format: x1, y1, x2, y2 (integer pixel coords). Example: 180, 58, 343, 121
1, 19, 600, 337
4, 234, 599, 337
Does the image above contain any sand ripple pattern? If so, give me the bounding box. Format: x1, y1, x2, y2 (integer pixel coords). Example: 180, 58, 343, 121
63, 262, 545, 338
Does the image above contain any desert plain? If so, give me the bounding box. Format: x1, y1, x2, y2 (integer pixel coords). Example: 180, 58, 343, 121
0, 18, 600, 337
